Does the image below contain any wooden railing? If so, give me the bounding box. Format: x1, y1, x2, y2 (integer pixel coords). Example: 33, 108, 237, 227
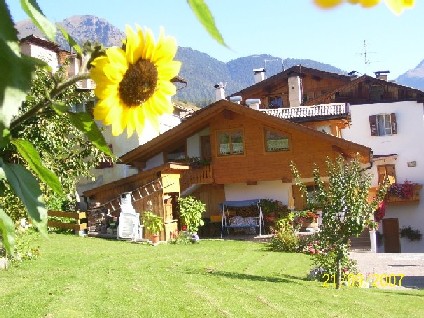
48, 210, 87, 235
260, 103, 348, 119
180, 165, 214, 193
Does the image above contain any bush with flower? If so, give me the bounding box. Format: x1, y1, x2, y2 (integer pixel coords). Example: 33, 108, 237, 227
387, 180, 417, 199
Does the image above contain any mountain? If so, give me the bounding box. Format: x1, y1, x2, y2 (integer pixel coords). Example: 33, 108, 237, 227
396, 60, 424, 91
16, 15, 347, 106
16, 15, 124, 50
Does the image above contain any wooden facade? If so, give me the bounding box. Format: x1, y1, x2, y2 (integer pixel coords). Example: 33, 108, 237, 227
231, 66, 352, 109
115, 100, 371, 225
83, 163, 188, 241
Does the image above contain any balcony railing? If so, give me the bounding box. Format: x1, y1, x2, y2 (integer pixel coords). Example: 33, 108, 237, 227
180, 164, 213, 193
259, 103, 348, 120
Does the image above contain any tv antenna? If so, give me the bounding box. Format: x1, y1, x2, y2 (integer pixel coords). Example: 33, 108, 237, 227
358, 40, 377, 75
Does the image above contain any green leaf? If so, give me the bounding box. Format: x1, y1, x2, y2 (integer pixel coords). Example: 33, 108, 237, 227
11, 138, 63, 195
57, 24, 82, 56
68, 112, 112, 156
187, 0, 228, 47
20, 0, 56, 42
0, 159, 47, 236
0, 2, 36, 130
51, 101, 68, 115
0, 207, 15, 255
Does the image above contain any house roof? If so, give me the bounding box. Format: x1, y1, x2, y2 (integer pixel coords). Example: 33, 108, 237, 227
120, 99, 372, 165
19, 34, 62, 53
307, 74, 424, 105
229, 65, 351, 98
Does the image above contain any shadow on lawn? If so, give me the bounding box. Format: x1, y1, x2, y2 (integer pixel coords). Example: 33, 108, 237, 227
188, 268, 305, 285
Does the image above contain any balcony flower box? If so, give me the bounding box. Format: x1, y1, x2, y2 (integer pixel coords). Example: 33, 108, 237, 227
385, 182, 422, 205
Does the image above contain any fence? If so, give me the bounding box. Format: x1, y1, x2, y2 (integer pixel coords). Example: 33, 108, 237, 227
47, 210, 87, 235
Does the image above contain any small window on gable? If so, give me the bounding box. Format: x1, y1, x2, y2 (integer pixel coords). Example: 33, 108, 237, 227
264, 129, 289, 152
268, 96, 282, 109
369, 113, 397, 136
377, 164, 396, 185
217, 129, 244, 156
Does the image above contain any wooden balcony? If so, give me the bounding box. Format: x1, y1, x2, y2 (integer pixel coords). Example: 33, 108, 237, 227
260, 103, 348, 120
385, 183, 422, 205
180, 164, 214, 193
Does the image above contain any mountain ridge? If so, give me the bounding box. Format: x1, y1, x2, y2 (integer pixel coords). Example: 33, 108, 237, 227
16, 15, 424, 105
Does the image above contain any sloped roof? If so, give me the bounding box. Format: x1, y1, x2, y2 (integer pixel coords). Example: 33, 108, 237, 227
229, 65, 351, 98
120, 99, 371, 165
307, 74, 424, 105
20, 34, 62, 53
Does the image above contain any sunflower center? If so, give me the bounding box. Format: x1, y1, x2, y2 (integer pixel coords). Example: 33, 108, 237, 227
119, 59, 158, 106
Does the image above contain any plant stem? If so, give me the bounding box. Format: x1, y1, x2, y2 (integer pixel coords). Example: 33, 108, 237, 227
10, 73, 90, 132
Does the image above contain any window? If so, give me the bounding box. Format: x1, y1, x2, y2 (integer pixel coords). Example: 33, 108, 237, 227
264, 129, 289, 152
377, 164, 396, 185
369, 113, 397, 136
217, 129, 244, 156
268, 96, 282, 109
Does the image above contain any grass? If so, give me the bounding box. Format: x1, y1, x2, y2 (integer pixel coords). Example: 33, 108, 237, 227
0, 234, 423, 318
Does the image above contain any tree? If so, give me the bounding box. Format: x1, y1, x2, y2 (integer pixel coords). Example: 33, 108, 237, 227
0, 64, 111, 221
291, 156, 388, 289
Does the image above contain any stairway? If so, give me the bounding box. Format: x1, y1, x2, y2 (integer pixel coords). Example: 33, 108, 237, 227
350, 229, 371, 251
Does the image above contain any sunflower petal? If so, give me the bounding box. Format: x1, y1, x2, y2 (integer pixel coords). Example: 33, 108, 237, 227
384, 0, 414, 14
156, 61, 181, 81
89, 25, 180, 138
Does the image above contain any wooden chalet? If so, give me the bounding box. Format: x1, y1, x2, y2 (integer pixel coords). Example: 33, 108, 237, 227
84, 99, 371, 239
228, 66, 424, 139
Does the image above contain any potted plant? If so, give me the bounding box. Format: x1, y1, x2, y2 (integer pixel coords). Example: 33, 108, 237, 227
142, 211, 163, 244
260, 199, 288, 221
178, 196, 205, 236
295, 210, 319, 230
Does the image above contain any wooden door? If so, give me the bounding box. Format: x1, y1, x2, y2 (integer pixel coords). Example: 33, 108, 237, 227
383, 218, 401, 253
201, 135, 211, 160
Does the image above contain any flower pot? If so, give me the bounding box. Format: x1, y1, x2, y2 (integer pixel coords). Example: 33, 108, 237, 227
151, 234, 159, 244
301, 218, 318, 230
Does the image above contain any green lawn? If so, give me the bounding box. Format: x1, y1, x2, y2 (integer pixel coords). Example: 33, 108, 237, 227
0, 234, 423, 318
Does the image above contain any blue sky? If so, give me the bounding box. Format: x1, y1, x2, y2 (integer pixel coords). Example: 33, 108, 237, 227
8, 0, 424, 79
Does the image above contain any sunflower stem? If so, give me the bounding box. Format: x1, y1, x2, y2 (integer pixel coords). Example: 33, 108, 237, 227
10, 73, 91, 132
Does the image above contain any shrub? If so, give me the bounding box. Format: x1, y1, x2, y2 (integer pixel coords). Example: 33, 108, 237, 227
268, 231, 299, 252
178, 196, 205, 233
169, 231, 200, 244
0, 225, 41, 266
308, 244, 358, 282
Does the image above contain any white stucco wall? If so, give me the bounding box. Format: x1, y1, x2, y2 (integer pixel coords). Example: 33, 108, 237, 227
341, 101, 424, 252
21, 42, 58, 71
187, 127, 210, 158
224, 181, 291, 204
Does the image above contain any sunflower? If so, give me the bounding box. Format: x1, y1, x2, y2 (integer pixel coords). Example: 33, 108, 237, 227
314, 0, 414, 14
90, 25, 181, 137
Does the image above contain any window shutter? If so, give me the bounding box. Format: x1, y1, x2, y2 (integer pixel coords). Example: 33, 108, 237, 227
369, 115, 378, 136
390, 113, 397, 134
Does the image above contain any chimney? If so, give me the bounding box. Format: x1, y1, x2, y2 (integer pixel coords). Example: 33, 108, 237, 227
245, 99, 261, 110
374, 70, 390, 81
214, 82, 225, 101
253, 68, 265, 83
288, 75, 302, 107
229, 96, 242, 104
